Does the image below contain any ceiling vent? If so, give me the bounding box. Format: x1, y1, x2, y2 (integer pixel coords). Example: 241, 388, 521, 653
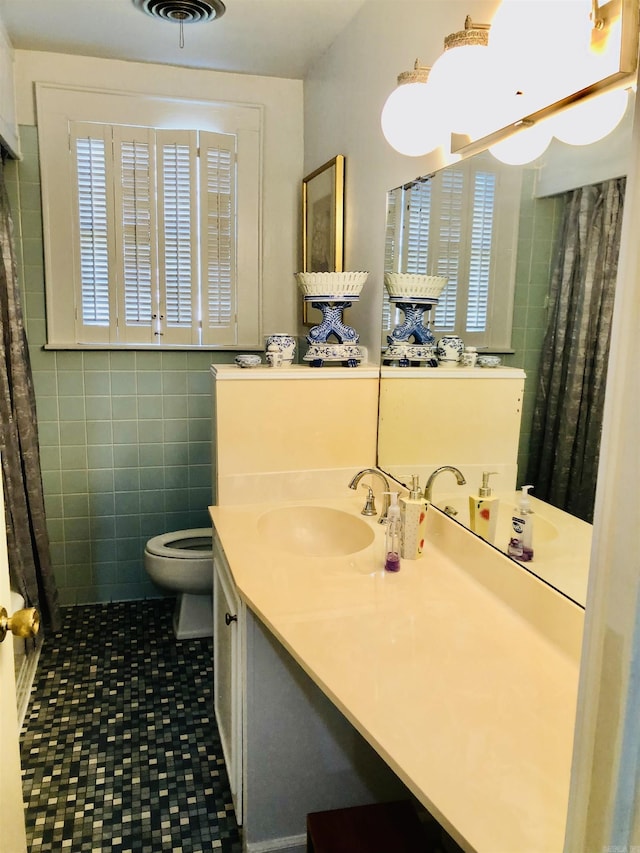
132, 0, 226, 25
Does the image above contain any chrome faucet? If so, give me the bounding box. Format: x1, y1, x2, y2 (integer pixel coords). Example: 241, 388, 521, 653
348, 468, 391, 523
424, 466, 466, 503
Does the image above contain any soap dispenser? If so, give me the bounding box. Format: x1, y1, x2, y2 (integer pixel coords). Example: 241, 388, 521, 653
469, 471, 499, 544
384, 492, 402, 572
508, 485, 534, 562
400, 475, 427, 560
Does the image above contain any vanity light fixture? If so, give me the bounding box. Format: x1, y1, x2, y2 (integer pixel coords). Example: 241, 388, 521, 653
425, 16, 493, 138
380, 17, 493, 157
380, 61, 447, 157
488, 120, 554, 166
132, 0, 226, 48
382, 0, 637, 164
457, 0, 637, 161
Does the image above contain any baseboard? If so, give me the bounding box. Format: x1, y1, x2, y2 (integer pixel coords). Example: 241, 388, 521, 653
245, 832, 306, 853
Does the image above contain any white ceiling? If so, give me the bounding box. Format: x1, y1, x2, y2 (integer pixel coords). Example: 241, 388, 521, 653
0, 0, 368, 79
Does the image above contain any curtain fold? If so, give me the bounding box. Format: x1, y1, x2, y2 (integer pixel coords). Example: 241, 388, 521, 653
0, 153, 60, 630
526, 177, 625, 524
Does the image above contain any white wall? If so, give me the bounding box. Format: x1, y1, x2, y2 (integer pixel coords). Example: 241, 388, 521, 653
302, 0, 499, 356
13, 50, 304, 340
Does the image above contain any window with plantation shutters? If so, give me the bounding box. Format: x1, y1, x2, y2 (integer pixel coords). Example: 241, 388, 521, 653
37, 85, 261, 349
383, 152, 520, 351
70, 124, 238, 346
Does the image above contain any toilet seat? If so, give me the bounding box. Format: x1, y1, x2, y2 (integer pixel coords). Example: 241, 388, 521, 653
145, 528, 213, 559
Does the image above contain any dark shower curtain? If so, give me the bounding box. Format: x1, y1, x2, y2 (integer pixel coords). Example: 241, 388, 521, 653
526, 177, 625, 524
0, 152, 60, 630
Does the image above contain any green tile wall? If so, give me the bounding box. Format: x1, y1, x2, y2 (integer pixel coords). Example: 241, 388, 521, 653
502, 169, 564, 486
6, 126, 238, 605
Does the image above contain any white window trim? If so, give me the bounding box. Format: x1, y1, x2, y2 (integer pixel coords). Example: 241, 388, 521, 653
36, 82, 263, 350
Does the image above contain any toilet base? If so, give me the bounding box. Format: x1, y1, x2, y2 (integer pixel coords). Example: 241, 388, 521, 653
173, 592, 213, 640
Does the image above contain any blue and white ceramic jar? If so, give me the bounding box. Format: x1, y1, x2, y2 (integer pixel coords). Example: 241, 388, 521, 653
265, 333, 296, 365
436, 335, 464, 363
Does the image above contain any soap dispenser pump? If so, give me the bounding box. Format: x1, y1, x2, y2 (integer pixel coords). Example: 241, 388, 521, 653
469, 471, 499, 543
400, 475, 427, 560
383, 492, 402, 572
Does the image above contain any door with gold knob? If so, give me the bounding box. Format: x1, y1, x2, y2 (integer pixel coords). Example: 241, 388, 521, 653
0, 479, 28, 852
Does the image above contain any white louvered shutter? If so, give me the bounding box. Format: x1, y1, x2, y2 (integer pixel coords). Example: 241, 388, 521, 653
156, 130, 199, 345
466, 171, 496, 333
71, 122, 114, 344
432, 168, 464, 331
199, 131, 237, 346
404, 180, 432, 274
112, 125, 158, 344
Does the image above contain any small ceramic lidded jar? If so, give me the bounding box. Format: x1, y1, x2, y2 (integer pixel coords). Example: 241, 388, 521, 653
436, 335, 464, 363
265, 334, 296, 365
265, 345, 283, 368
461, 346, 478, 367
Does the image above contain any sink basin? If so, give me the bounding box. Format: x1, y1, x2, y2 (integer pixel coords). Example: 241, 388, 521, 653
257, 505, 375, 557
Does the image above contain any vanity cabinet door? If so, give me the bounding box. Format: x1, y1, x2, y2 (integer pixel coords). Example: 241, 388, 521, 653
213, 541, 244, 824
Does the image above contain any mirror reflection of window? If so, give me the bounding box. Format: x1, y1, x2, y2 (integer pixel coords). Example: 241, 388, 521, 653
383, 152, 522, 352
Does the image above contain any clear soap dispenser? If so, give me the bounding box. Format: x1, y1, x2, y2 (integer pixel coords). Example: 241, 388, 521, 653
384, 492, 402, 572
508, 485, 534, 561
469, 471, 499, 543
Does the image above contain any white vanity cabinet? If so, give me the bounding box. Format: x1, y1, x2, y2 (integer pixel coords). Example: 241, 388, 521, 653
213, 536, 244, 822
211, 527, 409, 853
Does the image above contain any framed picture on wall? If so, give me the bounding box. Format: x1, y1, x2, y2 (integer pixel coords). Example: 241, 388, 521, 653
301, 155, 345, 322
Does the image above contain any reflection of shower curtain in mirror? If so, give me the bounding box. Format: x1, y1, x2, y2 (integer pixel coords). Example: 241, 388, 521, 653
0, 154, 60, 630
527, 178, 625, 524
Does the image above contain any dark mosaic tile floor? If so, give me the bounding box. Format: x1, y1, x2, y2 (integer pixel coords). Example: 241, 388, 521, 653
20, 599, 242, 853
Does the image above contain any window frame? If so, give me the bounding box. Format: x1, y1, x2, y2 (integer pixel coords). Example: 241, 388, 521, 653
36, 83, 263, 350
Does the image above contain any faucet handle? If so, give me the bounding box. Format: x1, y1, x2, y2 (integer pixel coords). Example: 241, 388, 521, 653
359, 485, 377, 517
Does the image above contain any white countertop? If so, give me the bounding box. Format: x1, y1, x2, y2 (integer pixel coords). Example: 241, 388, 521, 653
380, 365, 526, 379
211, 362, 380, 380
210, 493, 583, 852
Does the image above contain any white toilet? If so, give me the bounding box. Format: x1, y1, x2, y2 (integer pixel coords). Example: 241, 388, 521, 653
144, 528, 214, 640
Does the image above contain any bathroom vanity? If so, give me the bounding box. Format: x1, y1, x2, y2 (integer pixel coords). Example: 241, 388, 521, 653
213, 528, 409, 848
210, 494, 583, 853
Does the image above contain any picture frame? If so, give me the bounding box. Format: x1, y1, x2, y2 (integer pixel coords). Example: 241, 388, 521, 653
301, 155, 345, 322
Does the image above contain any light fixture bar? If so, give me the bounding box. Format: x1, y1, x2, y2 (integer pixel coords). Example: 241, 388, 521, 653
452, 0, 638, 158
451, 73, 635, 158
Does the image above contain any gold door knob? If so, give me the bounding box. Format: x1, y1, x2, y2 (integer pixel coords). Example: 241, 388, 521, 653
0, 606, 40, 643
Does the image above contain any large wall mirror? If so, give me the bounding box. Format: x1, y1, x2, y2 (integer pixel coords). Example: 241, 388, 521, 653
376, 101, 634, 608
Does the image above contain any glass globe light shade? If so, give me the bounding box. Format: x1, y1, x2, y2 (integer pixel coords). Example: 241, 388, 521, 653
488, 0, 593, 114
489, 122, 553, 165
381, 80, 445, 157
550, 88, 628, 145
426, 41, 496, 136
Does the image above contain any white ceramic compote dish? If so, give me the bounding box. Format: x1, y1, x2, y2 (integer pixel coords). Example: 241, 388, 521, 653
296, 272, 368, 367
383, 273, 448, 366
